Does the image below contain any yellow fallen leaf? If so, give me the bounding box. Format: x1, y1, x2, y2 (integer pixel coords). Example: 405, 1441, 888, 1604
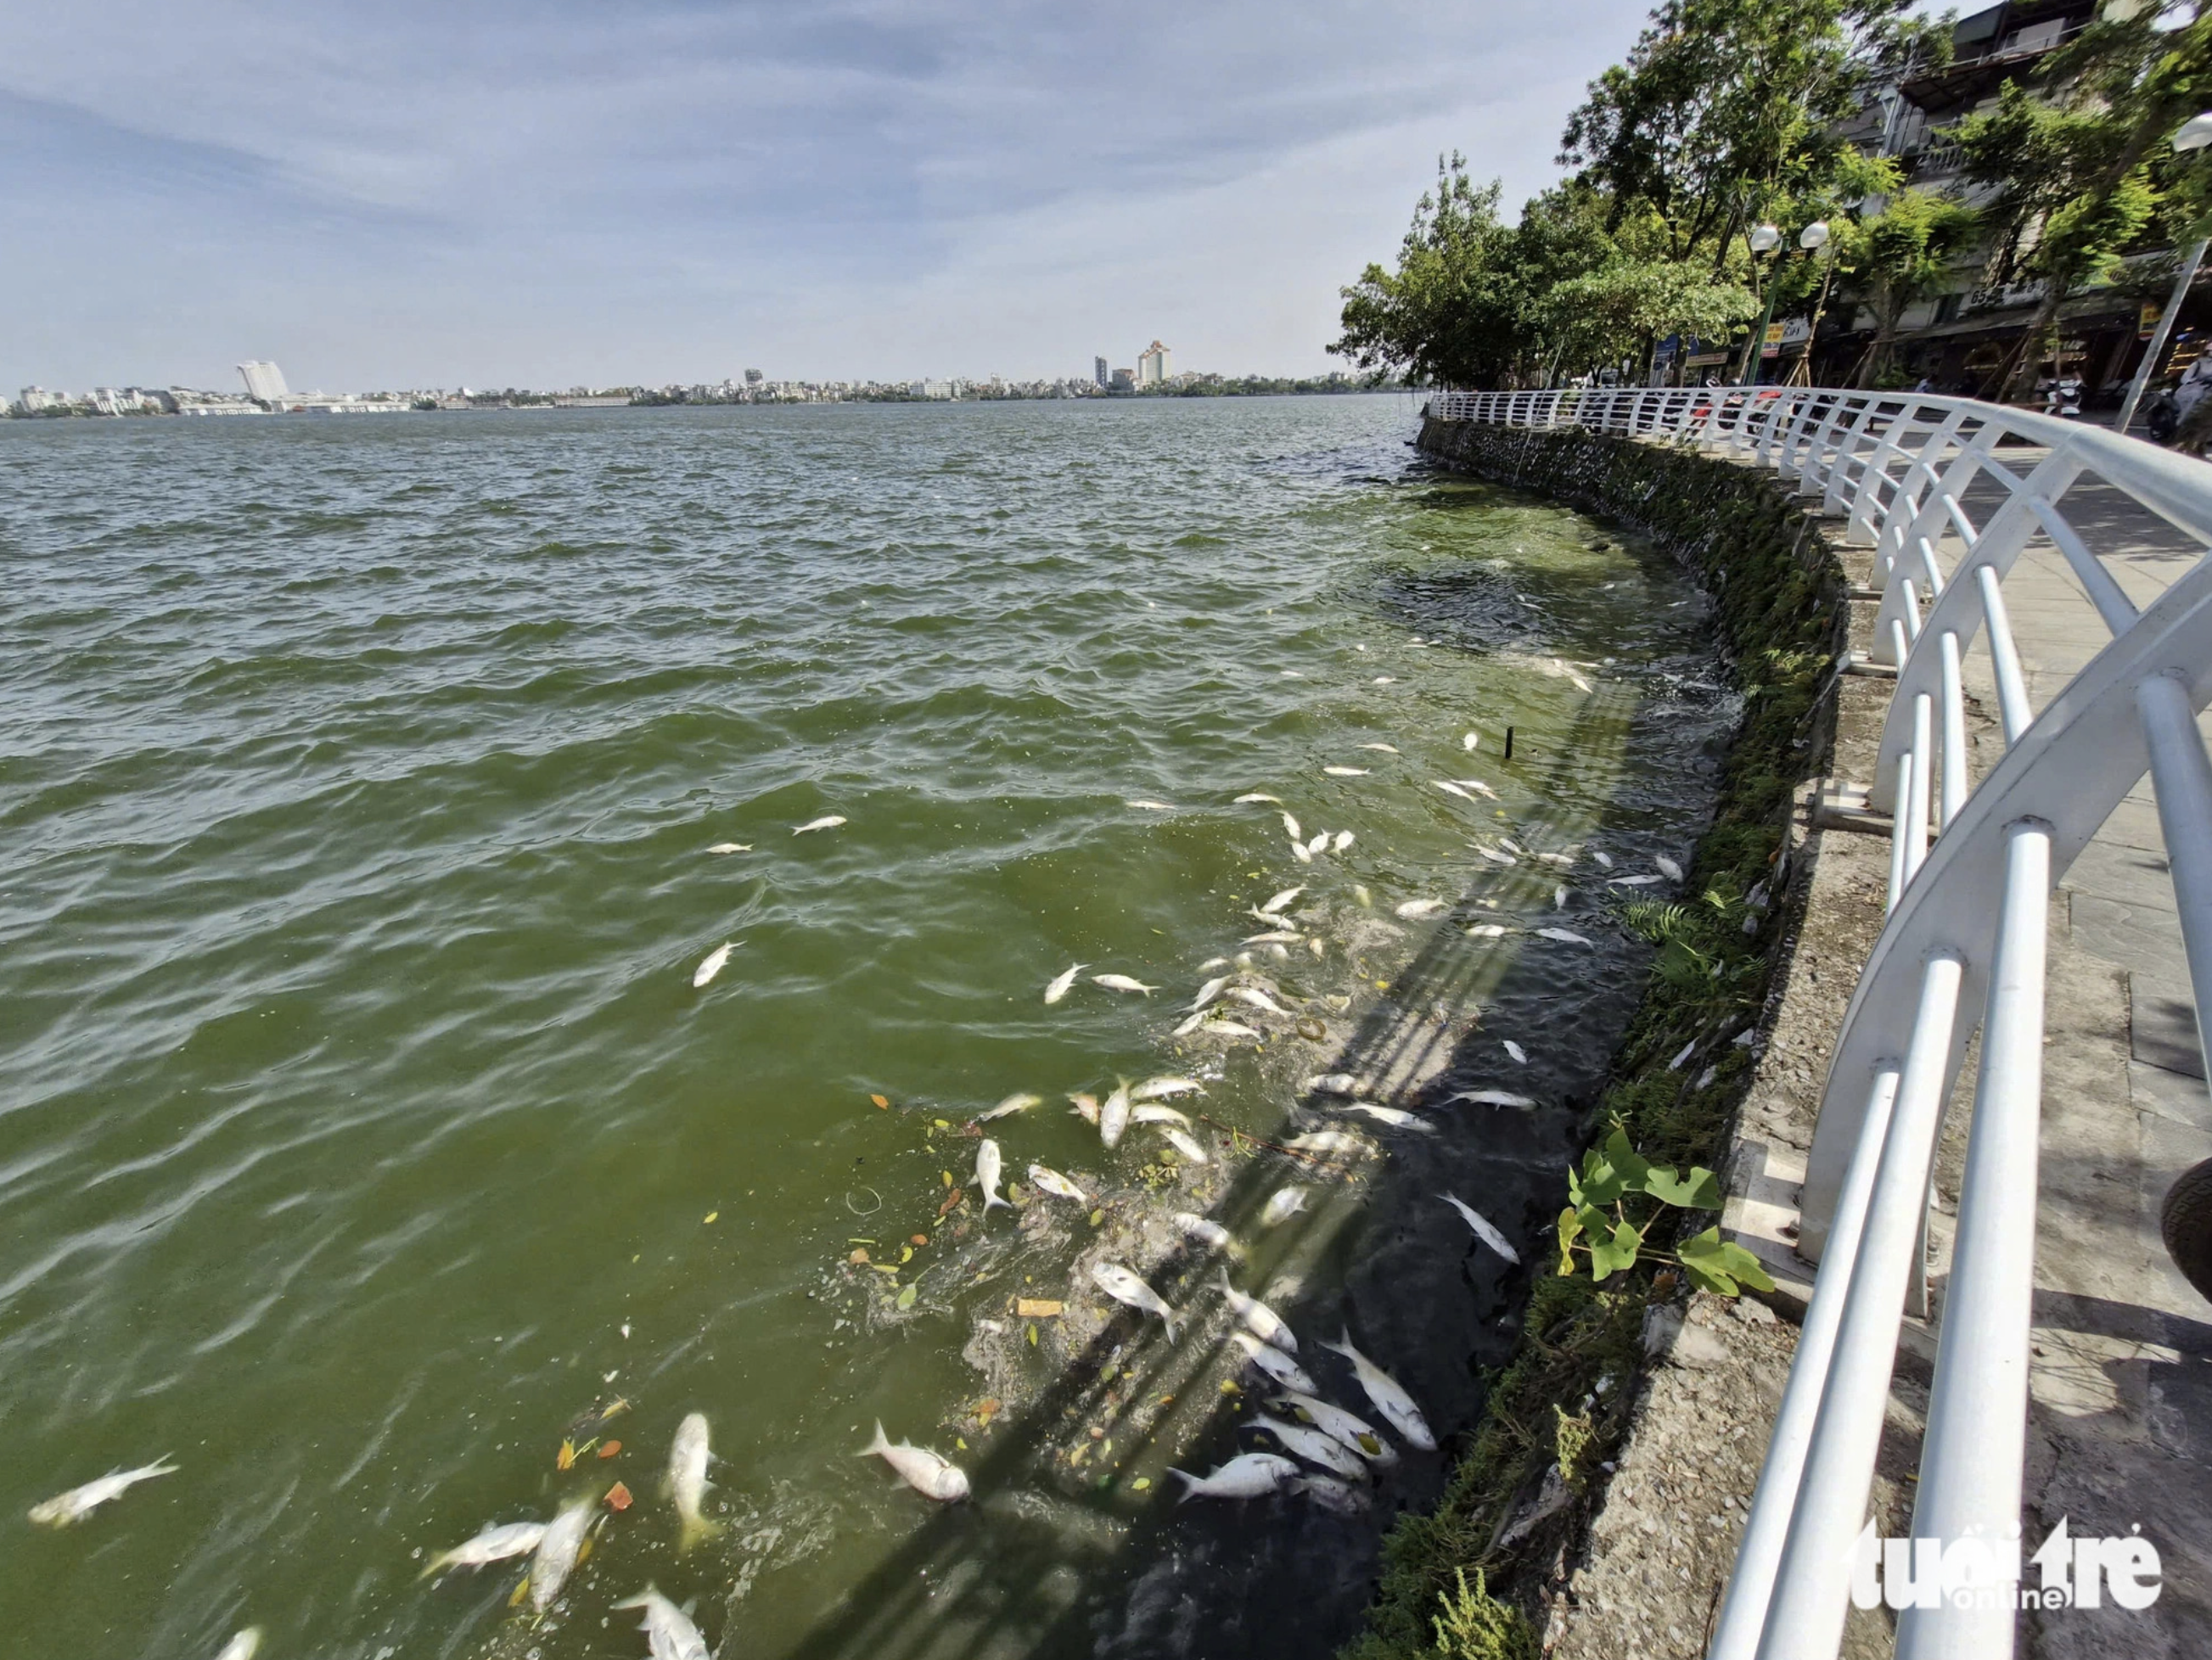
871, 1093, 890, 1108
1133, 1477, 1152, 1491
956, 1435, 968, 1450
702, 1211, 718, 1225
941, 1170, 954, 1188
849, 1248, 870, 1265
508, 1577, 531, 1608
1027, 1325, 1039, 1347
557, 1438, 577, 1471
601, 1397, 630, 1420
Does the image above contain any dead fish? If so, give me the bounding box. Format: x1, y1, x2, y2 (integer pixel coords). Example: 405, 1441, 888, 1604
1067, 1091, 1099, 1124
1533, 850, 1576, 867
529, 1500, 595, 1611
419, 1518, 548, 1579
1340, 1102, 1434, 1133
1465, 923, 1511, 939
1655, 855, 1685, 883
1275, 1389, 1395, 1464
1228, 986, 1292, 1018
1100, 1080, 1132, 1148
705, 842, 751, 854
1132, 1074, 1204, 1101
1290, 838, 1315, 864
793, 816, 846, 835
692, 943, 735, 988
1204, 1018, 1261, 1040
1260, 1186, 1309, 1225
1235, 793, 1283, 805
1216, 1271, 1296, 1351
1462, 732, 1480, 751
1304, 831, 1331, 857
1609, 874, 1663, 887
1246, 1414, 1370, 1481
1473, 844, 1516, 866
1169, 1452, 1300, 1502
1554, 885, 1569, 910
1261, 884, 1305, 915
1453, 778, 1499, 799
1323, 766, 1369, 777
1286, 1130, 1370, 1159
1359, 743, 1400, 754
977, 1092, 1043, 1124
1592, 850, 1614, 869
975, 1139, 1009, 1212
1161, 1127, 1210, 1164
1131, 1103, 1193, 1128
1569, 671, 1593, 693
1244, 930, 1302, 945
1089, 1261, 1182, 1341
1320, 1330, 1436, 1450
1092, 973, 1157, 995
1043, 962, 1086, 1004
1499, 838, 1524, 855
1174, 1211, 1235, 1250
1333, 830, 1355, 852
611, 1587, 710, 1660
1535, 928, 1592, 945
667, 1413, 719, 1551
1440, 1193, 1521, 1265
27, 1458, 177, 1527
858, 1422, 970, 1501
1432, 779, 1475, 802
1447, 1088, 1536, 1108
1126, 799, 1176, 810
1171, 1009, 1211, 1037
1028, 1164, 1088, 1202
1373, 676, 1396, 685
211, 1631, 263, 1660
1280, 811, 1303, 842
1296, 1473, 1371, 1514
1395, 899, 1447, 920
1197, 956, 1232, 973
1304, 1073, 1361, 1096
1230, 1329, 1317, 1393
1503, 1040, 1527, 1065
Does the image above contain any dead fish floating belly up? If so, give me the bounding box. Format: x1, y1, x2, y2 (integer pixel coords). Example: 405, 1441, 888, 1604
27, 1458, 178, 1526
1280, 811, 1303, 843
1197, 1018, 1261, 1040
1132, 1074, 1204, 1101
1092, 973, 1157, 995
1394, 898, 1447, 920
1274, 1390, 1395, 1464
1246, 1415, 1369, 1481
1320, 1330, 1437, 1451
1067, 1091, 1099, 1124
529, 1500, 595, 1611
1440, 1193, 1523, 1265
974, 1138, 1009, 1212
667, 1412, 720, 1551
1235, 793, 1283, 805
1303, 1072, 1361, 1096
1333, 829, 1354, 852
1260, 884, 1305, 916
1216, 1271, 1296, 1352
1243, 930, 1301, 945
1285, 1129, 1371, 1159
1359, 743, 1401, 754
1099, 1080, 1131, 1148
976, 1091, 1042, 1122
1229, 986, 1293, 1017
613, 1587, 710, 1660
1446, 1088, 1537, 1108
1188, 976, 1230, 1013
419, 1518, 548, 1579
1340, 1102, 1434, 1133
1170, 1452, 1300, 1502
1043, 962, 1086, 1004
1174, 1211, 1235, 1250
1259, 1186, 1308, 1225
1230, 1329, 1317, 1393
212, 1631, 264, 1660
1089, 1261, 1182, 1341
1502, 1040, 1527, 1065
1322, 766, 1369, 777
858, 1422, 970, 1501
1535, 928, 1592, 945
1297, 1474, 1370, 1514
692, 943, 736, 988
1029, 1164, 1088, 1202
793, 816, 846, 834
1131, 1103, 1192, 1129
1655, 855, 1685, 882
1161, 1127, 1210, 1164
1126, 799, 1176, 810
705, 842, 751, 854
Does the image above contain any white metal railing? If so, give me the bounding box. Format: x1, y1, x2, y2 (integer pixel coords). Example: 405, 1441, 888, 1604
1425, 386, 2212, 1657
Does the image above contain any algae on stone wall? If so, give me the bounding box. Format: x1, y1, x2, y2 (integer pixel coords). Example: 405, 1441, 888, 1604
1341, 420, 1847, 1660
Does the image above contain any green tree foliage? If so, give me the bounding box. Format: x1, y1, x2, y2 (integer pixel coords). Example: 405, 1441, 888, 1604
1536, 258, 1760, 368
1833, 187, 1980, 384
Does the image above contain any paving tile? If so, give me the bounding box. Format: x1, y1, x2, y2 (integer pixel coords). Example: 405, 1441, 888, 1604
2071, 893, 2194, 983
2065, 837, 2179, 915
2134, 977, 2208, 1082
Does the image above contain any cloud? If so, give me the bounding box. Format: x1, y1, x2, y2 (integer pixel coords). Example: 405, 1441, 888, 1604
0, 0, 1653, 389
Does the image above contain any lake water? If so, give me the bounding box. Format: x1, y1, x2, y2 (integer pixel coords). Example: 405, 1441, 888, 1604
0, 396, 1733, 1660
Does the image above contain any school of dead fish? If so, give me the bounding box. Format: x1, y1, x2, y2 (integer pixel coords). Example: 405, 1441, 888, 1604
34, 664, 1703, 1655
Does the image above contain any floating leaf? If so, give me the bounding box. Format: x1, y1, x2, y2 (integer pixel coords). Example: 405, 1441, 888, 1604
556, 1438, 578, 1471
941, 1170, 954, 1188
895, 1283, 918, 1310
1132, 1477, 1152, 1491
702, 1211, 718, 1225
601, 1398, 629, 1420
1087, 1209, 1104, 1227
604, 1481, 632, 1511
509, 1577, 531, 1608
956, 1435, 968, 1450
871, 1093, 890, 1108
1027, 1324, 1039, 1347
910, 1234, 928, 1247
1357, 1433, 1382, 1455
849, 1248, 870, 1264
978, 1398, 1001, 1422
598, 1439, 622, 1459
899, 1246, 913, 1264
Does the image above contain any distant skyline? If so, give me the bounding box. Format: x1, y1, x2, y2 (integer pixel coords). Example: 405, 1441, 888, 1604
2, 2, 1656, 391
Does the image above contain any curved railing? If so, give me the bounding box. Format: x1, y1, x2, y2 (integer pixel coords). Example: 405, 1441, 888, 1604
1424, 386, 2212, 1657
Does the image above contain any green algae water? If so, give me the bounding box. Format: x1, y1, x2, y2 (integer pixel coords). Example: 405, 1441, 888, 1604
0, 397, 1734, 1660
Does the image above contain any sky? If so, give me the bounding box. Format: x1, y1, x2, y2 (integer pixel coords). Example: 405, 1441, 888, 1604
0, 1, 1662, 392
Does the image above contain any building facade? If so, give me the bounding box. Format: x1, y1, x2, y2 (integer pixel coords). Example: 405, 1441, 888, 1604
237, 361, 290, 403
1137, 341, 1171, 387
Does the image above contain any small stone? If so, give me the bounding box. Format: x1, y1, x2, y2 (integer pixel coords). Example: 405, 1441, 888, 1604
1666, 1324, 1732, 1371
1732, 1296, 1777, 1326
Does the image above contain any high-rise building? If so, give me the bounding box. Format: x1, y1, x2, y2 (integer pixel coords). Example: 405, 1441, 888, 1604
1137, 341, 1171, 387
238, 361, 290, 402
1093, 356, 1109, 390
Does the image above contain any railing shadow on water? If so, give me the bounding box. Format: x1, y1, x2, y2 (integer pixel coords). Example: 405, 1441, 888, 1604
735, 678, 1712, 1660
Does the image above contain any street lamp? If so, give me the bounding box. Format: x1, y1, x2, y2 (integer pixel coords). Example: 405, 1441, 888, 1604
1743, 222, 1829, 385
2118, 112, 2212, 434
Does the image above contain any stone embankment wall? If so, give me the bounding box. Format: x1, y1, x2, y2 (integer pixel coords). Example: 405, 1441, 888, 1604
1345, 418, 1912, 1660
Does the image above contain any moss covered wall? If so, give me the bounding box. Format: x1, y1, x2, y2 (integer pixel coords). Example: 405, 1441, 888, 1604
1343, 419, 1850, 1660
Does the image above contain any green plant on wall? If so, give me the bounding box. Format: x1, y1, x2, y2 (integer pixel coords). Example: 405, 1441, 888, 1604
1556, 1126, 1777, 1296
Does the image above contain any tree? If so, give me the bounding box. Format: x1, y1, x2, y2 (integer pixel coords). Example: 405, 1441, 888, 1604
1333, 155, 1536, 385
1833, 188, 1980, 385
1536, 258, 1759, 372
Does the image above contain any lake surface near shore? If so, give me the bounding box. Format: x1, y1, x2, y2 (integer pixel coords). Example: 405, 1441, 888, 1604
0, 395, 1736, 1659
